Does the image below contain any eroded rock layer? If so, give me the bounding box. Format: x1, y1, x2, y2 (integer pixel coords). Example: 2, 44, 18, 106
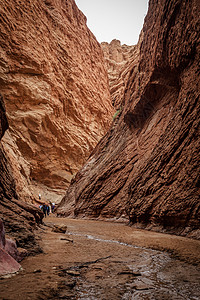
0, 0, 113, 203
57, 0, 200, 238
0, 94, 43, 251
101, 39, 137, 108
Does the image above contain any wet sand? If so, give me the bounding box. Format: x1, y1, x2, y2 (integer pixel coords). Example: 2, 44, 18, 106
0, 216, 200, 299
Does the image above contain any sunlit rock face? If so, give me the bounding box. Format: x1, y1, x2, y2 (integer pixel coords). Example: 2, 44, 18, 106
101, 39, 137, 108
0, 94, 43, 252
0, 0, 113, 203
57, 0, 200, 238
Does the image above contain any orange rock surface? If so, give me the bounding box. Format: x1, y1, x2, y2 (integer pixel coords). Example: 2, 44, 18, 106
0, 0, 113, 203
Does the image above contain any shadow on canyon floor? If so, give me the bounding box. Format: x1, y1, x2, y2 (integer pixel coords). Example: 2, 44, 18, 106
0, 216, 200, 299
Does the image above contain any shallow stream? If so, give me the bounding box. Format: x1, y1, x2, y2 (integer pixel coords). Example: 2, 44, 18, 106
0, 216, 200, 299
65, 226, 200, 299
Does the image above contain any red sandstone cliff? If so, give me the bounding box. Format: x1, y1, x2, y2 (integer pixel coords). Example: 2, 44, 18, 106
57, 0, 200, 238
0, 0, 113, 203
0, 94, 43, 252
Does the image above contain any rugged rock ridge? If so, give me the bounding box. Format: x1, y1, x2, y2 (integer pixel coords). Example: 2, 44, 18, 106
101, 39, 137, 108
0, 94, 43, 252
0, 0, 113, 203
57, 0, 200, 238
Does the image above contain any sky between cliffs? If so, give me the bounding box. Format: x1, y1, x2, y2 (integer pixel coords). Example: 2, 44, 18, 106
75, 0, 149, 45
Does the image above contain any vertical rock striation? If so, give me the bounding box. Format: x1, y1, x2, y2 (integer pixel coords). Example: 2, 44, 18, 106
0, 0, 113, 203
57, 0, 200, 238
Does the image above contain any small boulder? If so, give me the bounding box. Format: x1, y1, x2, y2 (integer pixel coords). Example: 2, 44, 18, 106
66, 270, 80, 276
52, 224, 67, 233
0, 219, 23, 276
0, 248, 21, 276
60, 237, 73, 243
33, 269, 42, 273
5, 238, 20, 262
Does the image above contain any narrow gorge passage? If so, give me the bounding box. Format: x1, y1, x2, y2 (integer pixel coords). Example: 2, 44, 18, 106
0, 216, 199, 300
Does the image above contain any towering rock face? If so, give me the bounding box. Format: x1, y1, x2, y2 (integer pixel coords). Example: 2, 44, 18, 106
0, 0, 113, 203
57, 0, 200, 238
0, 94, 43, 251
101, 40, 137, 108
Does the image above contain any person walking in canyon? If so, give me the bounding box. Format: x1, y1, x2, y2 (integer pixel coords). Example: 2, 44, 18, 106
46, 204, 50, 216
42, 204, 47, 217
50, 202, 55, 213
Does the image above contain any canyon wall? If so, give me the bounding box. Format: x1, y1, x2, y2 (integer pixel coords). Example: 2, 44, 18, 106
0, 94, 43, 251
0, 0, 113, 203
101, 39, 137, 108
57, 0, 200, 238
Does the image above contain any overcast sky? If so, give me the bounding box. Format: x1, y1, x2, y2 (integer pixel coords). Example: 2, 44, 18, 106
75, 0, 149, 45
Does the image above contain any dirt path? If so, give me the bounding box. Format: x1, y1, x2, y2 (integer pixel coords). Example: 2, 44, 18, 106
0, 216, 200, 299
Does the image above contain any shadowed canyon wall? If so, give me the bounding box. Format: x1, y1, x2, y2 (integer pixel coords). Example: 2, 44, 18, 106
0, 0, 113, 203
0, 94, 43, 251
57, 0, 200, 238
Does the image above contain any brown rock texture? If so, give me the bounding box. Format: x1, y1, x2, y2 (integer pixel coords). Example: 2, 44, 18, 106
0, 94, 43, 251
57, 0, 200, 238
101, 39, 137, 108
0, 0, 113, 203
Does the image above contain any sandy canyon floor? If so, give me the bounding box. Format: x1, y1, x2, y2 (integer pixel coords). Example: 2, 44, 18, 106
0, 216, 200, 299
